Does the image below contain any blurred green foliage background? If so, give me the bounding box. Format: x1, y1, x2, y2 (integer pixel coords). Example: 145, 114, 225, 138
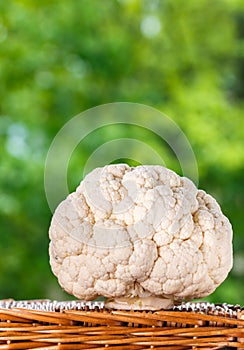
0, 0, 243, 304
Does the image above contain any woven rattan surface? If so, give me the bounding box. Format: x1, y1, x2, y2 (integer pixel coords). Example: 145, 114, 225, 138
0, 300, 243, 349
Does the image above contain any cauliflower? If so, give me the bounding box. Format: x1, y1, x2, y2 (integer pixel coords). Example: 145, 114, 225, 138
49, 164, 233, 310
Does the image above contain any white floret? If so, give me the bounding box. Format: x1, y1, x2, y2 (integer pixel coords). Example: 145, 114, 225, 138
49, 164, 233, 306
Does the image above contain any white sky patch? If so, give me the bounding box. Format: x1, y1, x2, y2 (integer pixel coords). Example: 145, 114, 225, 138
141, 15, 162, 38
6, 123, 30, 159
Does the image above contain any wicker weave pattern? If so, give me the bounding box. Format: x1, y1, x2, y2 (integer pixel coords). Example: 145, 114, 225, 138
0, 300, 243, 349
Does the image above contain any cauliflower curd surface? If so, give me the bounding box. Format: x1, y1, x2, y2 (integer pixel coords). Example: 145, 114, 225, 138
49, 164, 233, 307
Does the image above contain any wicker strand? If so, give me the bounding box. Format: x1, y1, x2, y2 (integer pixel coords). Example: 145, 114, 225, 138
0, 300, 243, 349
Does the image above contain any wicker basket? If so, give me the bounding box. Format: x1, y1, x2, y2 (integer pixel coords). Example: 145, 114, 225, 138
0, 299, 243, 349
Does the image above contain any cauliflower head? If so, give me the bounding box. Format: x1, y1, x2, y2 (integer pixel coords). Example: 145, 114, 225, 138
49, 164, 233, 308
